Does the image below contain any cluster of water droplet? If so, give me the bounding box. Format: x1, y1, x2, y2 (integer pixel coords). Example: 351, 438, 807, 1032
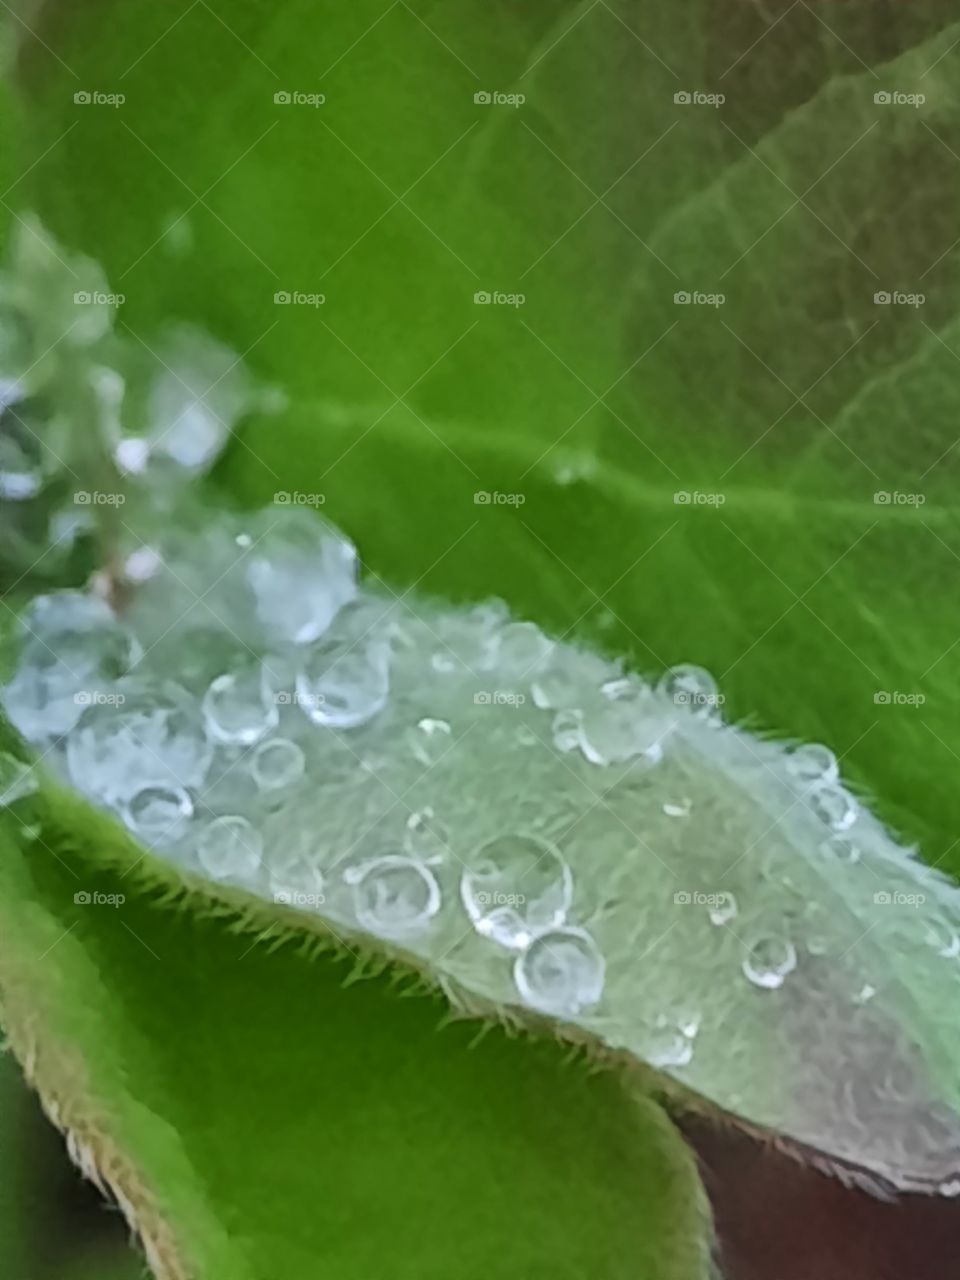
4, 498, 960, 1192
0, 216, 272, 580
3, 220, 960, 1196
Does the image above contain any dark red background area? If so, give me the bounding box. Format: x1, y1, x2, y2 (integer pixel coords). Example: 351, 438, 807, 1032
680, 1114, 960, 1280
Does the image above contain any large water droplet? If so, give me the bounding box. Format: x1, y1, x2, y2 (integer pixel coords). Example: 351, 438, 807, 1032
245, 509, 358, 645
346, 855, 441, 937
202, 667, 279, 746
197, 814, 263, 879
67, 681, 212, 802
742, 935, 797, 990
461, 834, 572, 949
514, 927, 605, 1014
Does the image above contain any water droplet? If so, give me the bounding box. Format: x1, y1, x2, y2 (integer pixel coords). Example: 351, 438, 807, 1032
938, 1178, 960, 1198
578, 690, 664, 767
493, 622, 553, 673
0, 432, 41, 500
121, 784, 193, 843
250, 737, 305, 790
202, 667, 279, 746
296, 638, 389, 729
461, 833, 572, 949
514, 927, 605, 1014
742, 935, 797, 990
408, 718, 452, 766
114, 436, 150, 476
820, 834, 861, 863
807, 784, 858, 832
245, 509, 358, 645
658, 664, 721, 716
786, 742, 839, 789
643, 1016, 696, 1067
854, 983, 876, 1004
709, 892, 738, 926
923, 914, 960, 958
197, 815, 263, 879
551, 709, 582, 752
67, 681, 212, 802
403, 807, 449, 861
663, 798, 692, 819
346, 855, 441, 937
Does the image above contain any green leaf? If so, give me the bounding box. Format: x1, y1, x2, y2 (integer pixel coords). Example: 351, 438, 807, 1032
8, 0, 960, 1268
0, 778, 711, 1280
15, 0, 960, 880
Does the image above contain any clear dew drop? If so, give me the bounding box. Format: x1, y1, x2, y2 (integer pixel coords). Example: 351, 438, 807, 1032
197, 814, 263, 879
807, 784, 858, 832
250, 737, 305, 791
923, 914, 960, 959
245, 510, 358, 646
658, 663, 720, 716
708, 892, 738, 926
296, 640, 389, 729
663, 798, 692, 819
346, 855, 441, 937
551, 709, 582, 753
820, 833, 861, 863
643, 1016, 696, 1068
577, 692, 662, 767
938, 1179, 960, 1198
121, 784, 193, 843
786, 742, 839, 789
67, 681, 212, 802
492, 621, 553, 673
403, 807, 449, 861
742, 935, 798, 990
202, 667, 279, 747
407, 717, 452, 766
461, 833, 572, 950
513, 926, 605, 1015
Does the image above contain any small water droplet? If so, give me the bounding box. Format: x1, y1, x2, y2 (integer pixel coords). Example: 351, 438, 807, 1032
643, 1016, 696, 1067
938, 1178, 960, 1198
514, 927, 604, 1014
663, 798, 692, 819
122, 784, 193, 842
786, 742, 839, 788
807, 784, 858, 832
820, 834, 861, 863
347, 855, 441, 937
923, 914, 960, 958
408, 717, 452, 766
493, 622, 553, 673
197, 814, 263, 879
551, 709, 582, 752
251, 737, 305, 790
403, 807, 449, 861
709, 892, 738, 926
658, 664, 721, 717
742, 935, 797, 990
202, 667, 279, 746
